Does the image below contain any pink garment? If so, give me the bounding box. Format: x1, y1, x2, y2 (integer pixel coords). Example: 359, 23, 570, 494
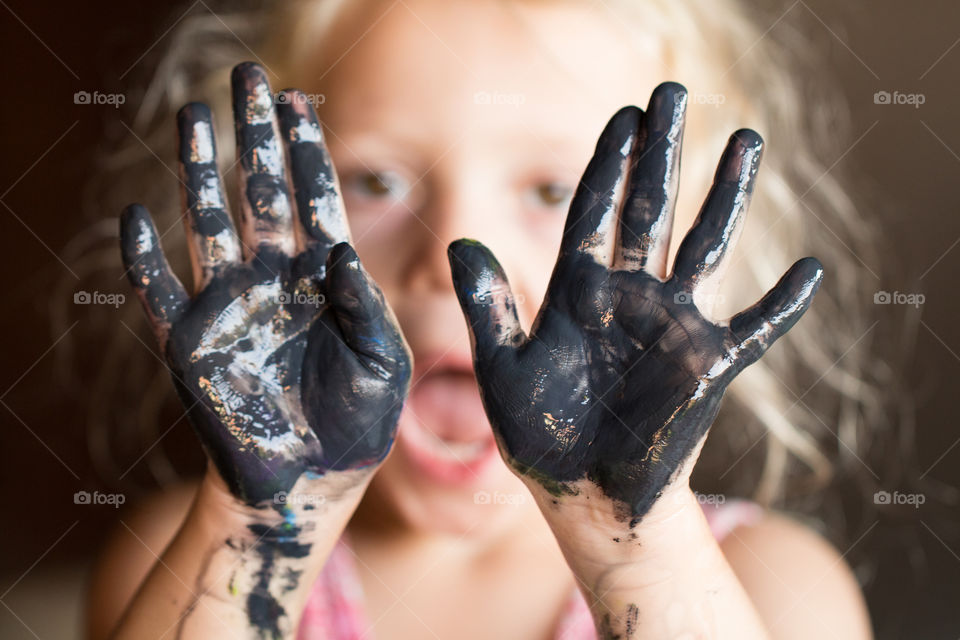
297, 500, 763, 640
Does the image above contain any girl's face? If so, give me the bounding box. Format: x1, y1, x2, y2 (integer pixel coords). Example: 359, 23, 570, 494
303, 0, 671, 535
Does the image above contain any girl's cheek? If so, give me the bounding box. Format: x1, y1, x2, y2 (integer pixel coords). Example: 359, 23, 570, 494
345, 230, 392, 290
524, 212, 567, 280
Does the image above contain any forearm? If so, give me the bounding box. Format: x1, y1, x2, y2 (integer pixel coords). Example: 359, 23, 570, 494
112, 469, 367, 639
548, 487, 769, 639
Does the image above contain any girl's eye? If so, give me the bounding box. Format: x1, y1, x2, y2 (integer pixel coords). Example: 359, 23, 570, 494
532, 182, 573, 208
347, 171, 411, 200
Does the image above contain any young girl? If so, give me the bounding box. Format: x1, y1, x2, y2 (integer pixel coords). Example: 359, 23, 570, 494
87, 0, 876, 637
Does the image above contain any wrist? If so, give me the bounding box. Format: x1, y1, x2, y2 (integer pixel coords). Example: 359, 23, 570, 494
556, 484, 769, 639
539, 481, 711, 588
191, 465, 371, 576
164, 466, 371, 636
195, 463, 370, 536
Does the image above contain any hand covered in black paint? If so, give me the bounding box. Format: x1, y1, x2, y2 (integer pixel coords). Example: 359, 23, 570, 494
448, 83, 822, 526
120, 63, 411, 506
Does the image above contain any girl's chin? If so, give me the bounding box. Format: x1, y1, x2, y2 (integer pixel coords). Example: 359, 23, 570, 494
367, 458, 534, 538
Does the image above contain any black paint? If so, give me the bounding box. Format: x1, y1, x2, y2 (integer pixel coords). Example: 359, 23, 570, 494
231, 62, 296, 257
121, 61, 413, 634
120, 204, 189, 333
449, 83, 823, 525
243, 518, 311, 639
275, 88, 350, 247
598, 602, 639, 640
121, 63, 411, 507
176, 101, 241, 286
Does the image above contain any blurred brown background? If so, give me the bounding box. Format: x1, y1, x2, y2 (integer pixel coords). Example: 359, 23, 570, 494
1, 1, 958, 637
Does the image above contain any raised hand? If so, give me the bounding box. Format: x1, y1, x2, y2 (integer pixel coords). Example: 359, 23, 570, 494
448, 83, 822, 526
120, 63, 412, 507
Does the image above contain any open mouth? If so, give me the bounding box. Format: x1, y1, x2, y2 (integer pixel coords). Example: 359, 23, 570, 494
397, 354, 500, 485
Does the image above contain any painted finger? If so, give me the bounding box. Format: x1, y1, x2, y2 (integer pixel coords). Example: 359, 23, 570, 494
119, 203, 189, 340
276, 89, 350, 249
556, 106, 640, 269
616, 82, 686, 276
728, 256, 823, 370
670, 129, 763, 292
325, 243, 409, 369
231, 62, 296, 257
176, 102, 241, 290
448, 239, 526, 364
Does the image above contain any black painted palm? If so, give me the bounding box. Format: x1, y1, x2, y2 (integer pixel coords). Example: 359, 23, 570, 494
121, 63, 411, 506
449, 84, 822, 523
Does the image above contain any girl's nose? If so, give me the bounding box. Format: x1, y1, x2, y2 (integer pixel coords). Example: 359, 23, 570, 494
401, 178, 500, 296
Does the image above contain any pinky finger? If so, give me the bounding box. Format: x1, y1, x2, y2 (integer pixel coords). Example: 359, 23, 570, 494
727, 256, 823, 370
120, 203, 189, 339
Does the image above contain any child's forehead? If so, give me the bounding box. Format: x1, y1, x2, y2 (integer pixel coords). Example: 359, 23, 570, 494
299, 0, 660, 146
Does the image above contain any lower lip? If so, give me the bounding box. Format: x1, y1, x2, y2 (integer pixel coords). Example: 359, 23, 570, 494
399, 426, 500, 485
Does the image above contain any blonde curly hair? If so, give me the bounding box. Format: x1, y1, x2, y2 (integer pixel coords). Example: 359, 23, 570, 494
57, 0, 890, 525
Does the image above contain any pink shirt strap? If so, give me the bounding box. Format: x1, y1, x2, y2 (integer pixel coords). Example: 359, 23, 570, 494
298, 499, 764, 639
